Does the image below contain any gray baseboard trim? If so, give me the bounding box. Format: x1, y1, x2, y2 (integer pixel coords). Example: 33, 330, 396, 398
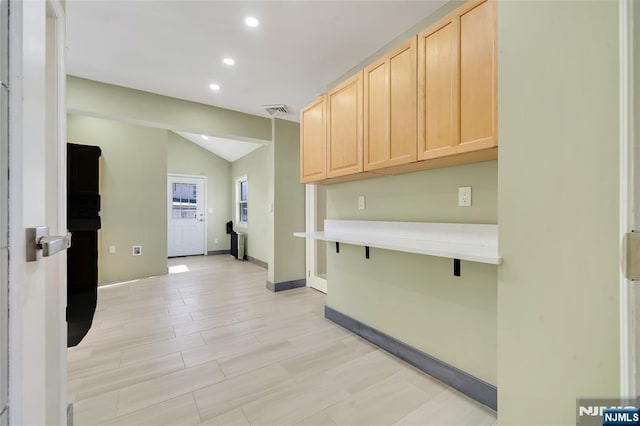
266, 278, 307, 292
67, 403, 73, 426
207, 250, 231, 256
247, 255, 268, 269
324, 305, 497, 411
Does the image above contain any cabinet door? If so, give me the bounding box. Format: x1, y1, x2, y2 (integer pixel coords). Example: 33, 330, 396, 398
327, 71, 363, 178
418, 18, 458, 160
364, 38, 417, 171
300, 96, 326, 183
459, 0, 496, 150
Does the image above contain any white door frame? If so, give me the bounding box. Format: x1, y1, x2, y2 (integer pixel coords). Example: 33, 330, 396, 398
619, 0, 637, 397
0, 0, 8, 421
45, 1, 67, 423
305, 184, 327, 293
167, 173, 207, 256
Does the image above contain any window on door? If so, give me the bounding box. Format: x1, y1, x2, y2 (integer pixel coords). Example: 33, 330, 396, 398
236, 175, 248, 225
172, 183, 198, 219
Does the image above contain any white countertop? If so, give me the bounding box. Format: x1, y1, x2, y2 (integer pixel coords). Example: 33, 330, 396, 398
294, 220, 500, 264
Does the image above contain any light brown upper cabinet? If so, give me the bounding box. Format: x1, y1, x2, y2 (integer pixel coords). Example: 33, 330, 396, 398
418, 17, 458, 159
299, 0, 496, 184
364, 37, 417, 171
300, 96, 326, 183
459, 0, 496, 150
418, 0, 496, 160
326, 71, 363, 178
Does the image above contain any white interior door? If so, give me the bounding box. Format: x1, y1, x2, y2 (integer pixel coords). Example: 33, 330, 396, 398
5, 1, 67, 425
168, 174, 206, 257
306, 184, 327, 293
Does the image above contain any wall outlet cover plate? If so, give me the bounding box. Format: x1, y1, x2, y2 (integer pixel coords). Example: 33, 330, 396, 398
458, 186, 472, 207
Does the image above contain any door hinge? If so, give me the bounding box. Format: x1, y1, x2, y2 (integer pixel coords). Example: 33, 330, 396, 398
623, 232, 640, 280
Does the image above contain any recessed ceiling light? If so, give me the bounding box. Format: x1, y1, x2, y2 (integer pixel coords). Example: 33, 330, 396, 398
209, 83, 220, 91
201, 135, 209, 140
223, 57, 235, 66
245, 16, 259, 27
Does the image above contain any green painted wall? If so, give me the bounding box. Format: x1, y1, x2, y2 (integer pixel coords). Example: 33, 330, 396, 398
497, 1, 620, 424
326, 161, 498, 384
67, 76, 272, 143
273, 119, 305, 284
67, 114, 168, 284
167, 132, 232, 252
231, 146, 269, 264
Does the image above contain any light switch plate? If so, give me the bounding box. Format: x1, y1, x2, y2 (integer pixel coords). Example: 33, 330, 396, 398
109, 245, 116, 254
458, 187, 472, 207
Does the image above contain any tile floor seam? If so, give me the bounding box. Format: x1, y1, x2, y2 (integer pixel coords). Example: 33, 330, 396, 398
113, 387, 121, 424
80, 359, 188, 401
240, 406, 251, 425
180, 350, 187, 369
191, 391, 209, 423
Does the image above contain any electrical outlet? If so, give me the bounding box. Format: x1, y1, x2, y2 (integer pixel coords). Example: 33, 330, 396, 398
214, 238, 219, 244
458, 186, 472, 207
108, 245, 116, 254
132, 245, 142, 256
358, 195, 366, 210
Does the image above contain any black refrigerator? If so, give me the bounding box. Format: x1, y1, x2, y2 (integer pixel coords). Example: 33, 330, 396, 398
67, 143, 101, 347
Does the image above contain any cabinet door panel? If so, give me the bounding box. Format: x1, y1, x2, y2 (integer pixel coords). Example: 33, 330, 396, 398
327, 72, 363, 178
300, 96, 326, 183
389, 40, 416, 163
460, 0, 496, 148
419, 21, 457, 160
364, 39, 416, 171
364, 60, 388, 169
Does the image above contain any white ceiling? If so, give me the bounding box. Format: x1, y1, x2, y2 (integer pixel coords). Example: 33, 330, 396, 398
66, 1, 445, 123
175, 131, 265, 162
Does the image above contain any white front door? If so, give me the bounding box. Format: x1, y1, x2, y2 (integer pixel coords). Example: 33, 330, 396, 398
167, 174, 206, 257
5, 1, 67, 425
306, 184, 328, 293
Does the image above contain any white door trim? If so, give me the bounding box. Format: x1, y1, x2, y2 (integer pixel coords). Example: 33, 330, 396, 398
45, 1, 67, 423
167, 173, 207, 256
619, 0, 635, 397
305, 184, 327, 293
8, 1, 25, 420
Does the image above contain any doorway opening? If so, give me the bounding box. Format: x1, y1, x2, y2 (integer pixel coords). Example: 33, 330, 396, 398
305, 184, 327, 293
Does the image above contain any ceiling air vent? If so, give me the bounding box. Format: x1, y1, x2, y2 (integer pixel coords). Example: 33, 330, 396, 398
263, 104, 290, 116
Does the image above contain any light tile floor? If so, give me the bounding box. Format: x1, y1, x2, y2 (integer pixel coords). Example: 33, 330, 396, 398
68, 255, 497, 426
